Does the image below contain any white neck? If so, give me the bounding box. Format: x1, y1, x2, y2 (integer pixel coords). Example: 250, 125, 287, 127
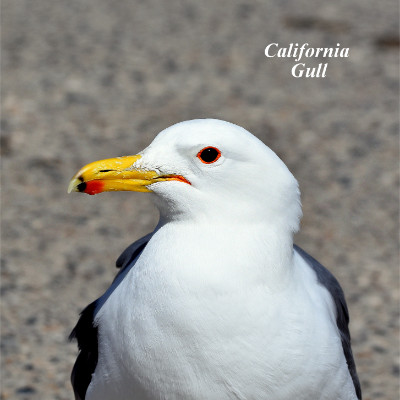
152, 219, 295, 292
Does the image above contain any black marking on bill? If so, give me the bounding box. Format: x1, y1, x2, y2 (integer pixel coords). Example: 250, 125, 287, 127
77, 182, 87, 192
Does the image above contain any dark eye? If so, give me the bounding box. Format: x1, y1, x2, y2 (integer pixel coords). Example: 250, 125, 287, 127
197, 147, 221, 164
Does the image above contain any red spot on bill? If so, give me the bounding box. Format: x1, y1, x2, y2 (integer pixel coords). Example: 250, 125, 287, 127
85, 181, 105, 195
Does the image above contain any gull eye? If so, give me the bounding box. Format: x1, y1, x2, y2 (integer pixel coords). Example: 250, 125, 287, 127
197, 147, 221, 164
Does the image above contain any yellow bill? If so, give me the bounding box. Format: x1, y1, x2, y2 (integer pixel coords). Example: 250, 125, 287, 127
68, 154, 190, 195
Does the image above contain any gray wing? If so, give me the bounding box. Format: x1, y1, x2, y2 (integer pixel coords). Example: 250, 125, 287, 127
294, 244, 362, 400
114, 232, 153, 281
70, 233, 151, 399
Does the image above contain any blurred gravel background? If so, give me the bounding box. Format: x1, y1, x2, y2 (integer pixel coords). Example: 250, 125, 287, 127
2, 1, 399, 399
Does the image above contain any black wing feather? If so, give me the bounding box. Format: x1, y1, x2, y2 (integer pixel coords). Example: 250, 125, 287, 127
69, 300, 99, 400
294, 244, 362, 400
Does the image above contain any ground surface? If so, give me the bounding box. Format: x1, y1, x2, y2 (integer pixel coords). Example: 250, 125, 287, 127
2, 1, 399, 399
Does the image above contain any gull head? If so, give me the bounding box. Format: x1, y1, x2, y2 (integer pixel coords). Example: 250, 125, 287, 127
68, 119, 302, 232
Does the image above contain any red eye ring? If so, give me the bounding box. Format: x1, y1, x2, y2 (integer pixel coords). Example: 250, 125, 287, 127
197, 146, 222, 164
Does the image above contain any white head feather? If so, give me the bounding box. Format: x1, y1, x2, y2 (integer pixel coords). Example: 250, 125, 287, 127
134, 119, 302, 233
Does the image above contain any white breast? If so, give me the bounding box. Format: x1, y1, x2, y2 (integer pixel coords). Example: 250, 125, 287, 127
86, 225, 357, 400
